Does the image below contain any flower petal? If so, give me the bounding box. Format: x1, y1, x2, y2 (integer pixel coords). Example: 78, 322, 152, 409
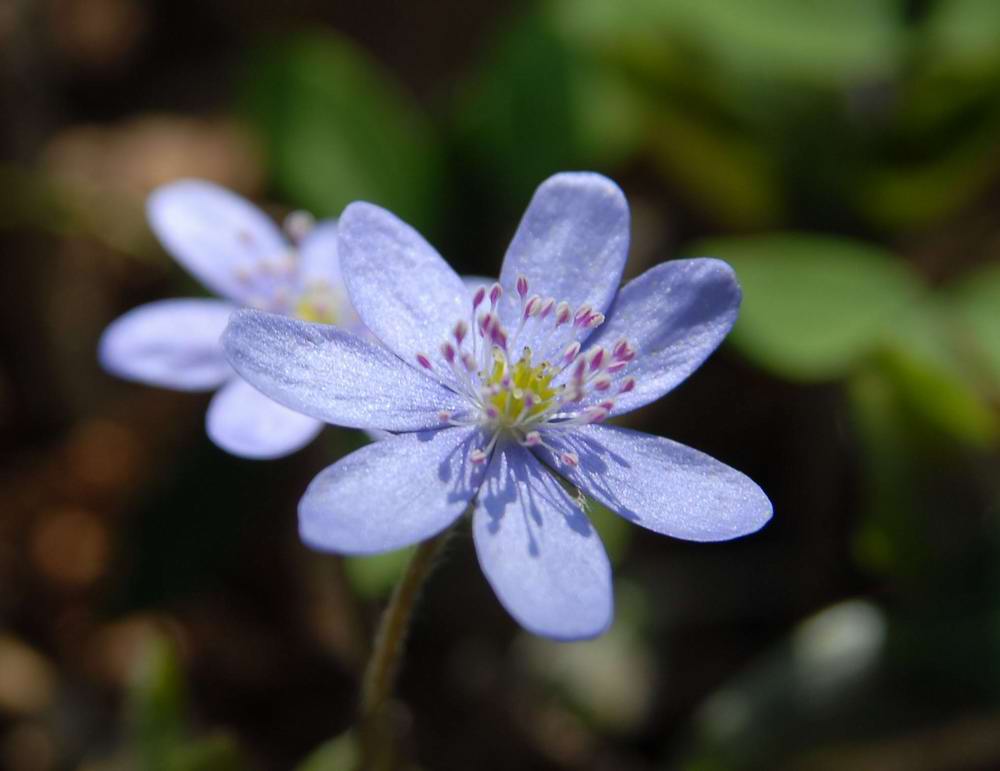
298, 219, 343, 288
206, 378, 322, 459
585, 258, 741, 416
498, 172, 629, 351
538, 425, 772, 542
147, 179, 288, 303
98, 298, 235, 391
222, 309, 463, 431
300, 426, 488, 554
473, 442, 613, 640
338, 202, 470, 374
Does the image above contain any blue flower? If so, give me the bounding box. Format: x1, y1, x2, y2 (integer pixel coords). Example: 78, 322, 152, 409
99, 179, 357, 459
223, 172, 772, 639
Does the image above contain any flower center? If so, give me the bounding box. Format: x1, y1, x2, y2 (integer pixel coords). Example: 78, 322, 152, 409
483, 346, 558, 428
295, 281, 340, 325
416, 275, 639, 465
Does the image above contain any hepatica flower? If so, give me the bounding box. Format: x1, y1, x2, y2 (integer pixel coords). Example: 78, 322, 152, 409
223, 172, 772, 639
99, 179, 358, 458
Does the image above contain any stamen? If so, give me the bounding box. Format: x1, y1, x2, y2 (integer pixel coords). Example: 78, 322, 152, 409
516, 275, 529, 298
470, 449, 488, 465
441, 342, 456, 364
472, 286, 486, 309
416, 353, 433, 370
555, 302, 572, 326
489, 283, 503, 307
454, 321, 468, 344
560, 451, 579, 468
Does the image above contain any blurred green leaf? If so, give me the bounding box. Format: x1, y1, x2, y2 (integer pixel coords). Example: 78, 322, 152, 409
245, 32, 443, 228
128, 633, 188, 768
691, 234, 923, 380
923, 0, 1000, 72
456, 8, 642, 206
294, 731, 360, 771
584, 498, 631, 565
166, 735, 246, 771
554, 0, 903, 86
344, 545, 416, 600
948, 261, 1000, 389
646, 105, 783, 228
880, 300, 997, 446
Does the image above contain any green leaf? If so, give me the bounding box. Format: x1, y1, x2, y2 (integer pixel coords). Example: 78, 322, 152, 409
294, 731, 360, 771
690, 234, 923, 381
553, 0, 903, 86
344, 546, 416, 600
244, 32, 443, 229
128, 633, 189, 767
166, 735, 246, 771
880, 300, 996, 446
948, 261, 1000, 390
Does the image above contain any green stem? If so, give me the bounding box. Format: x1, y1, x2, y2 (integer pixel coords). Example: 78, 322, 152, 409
357, 526, 453, 770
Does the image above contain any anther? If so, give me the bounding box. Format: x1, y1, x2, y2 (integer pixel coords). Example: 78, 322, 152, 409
560, 451, 579, 467
438, 410, 452, 423
586, 312, 605, 328
489, 283, 503, 307
416, 353, 433, 370
593, 375, 612, 391
539, 297, 555, 319
588, 347, 606, 372
562, 341, 581, 364
454, 320, 468, 344
574, 305, 593, 326
516, 275, 529, 298
283, 210, 315, 243
523, 295, 541, 319
441, 342, 456, 363
523, 431, 542, 447
470, 449, 488, 465
619, 377, 637, 394
472, 286, 486, 309
555, 302, 572, 326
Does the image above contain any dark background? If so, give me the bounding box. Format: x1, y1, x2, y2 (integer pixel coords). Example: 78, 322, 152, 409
2, 0, 1000, 769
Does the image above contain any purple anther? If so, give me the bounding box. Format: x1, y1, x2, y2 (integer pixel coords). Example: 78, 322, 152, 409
416, 353, 433, 370
438, 410, 452, 423
586, 312, 605, 328
574, 305, 592, 327
593, 375, 612, 392
470, 449, 488, 465
516, 275, 529, 298
489, 283, 503, 307
588, 347, 606, 372
523, 295, 541, 319
454, 320, 468, 344
523, 431, 542, 447
555, 302, 572, 326
560, 451, 579, 468
619, 377, 636, 394
441, 342, 456, 364
539, 297, 555, 319
562, 341, 581, 364
462, 352, 476, 372
472, 286, 486, 309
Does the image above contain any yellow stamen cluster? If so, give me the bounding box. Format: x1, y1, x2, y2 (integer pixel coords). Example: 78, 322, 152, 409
484, 347, 558, 427
295, 283, 339, 325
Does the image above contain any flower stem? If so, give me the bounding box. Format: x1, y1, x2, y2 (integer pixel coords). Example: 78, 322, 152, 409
357, 526, 453, 770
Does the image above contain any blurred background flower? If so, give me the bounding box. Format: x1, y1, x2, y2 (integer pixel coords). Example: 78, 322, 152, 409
1, 0, 999, 769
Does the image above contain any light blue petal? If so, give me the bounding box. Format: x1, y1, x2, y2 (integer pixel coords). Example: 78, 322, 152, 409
206, 378, 322, 459
498, 172, 629, 353
338, 202, 470, 376
585, 258, 741, 416
147, 179, 288, 303
538, 425, 772, 542
98, 298, 235, 391
473, 442, 613, 641
298, 219, 343, 289
222, 309, 463, 431
300, 426, 488, 554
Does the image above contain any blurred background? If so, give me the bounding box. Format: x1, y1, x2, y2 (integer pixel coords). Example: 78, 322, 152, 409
2, 0, 1000, 768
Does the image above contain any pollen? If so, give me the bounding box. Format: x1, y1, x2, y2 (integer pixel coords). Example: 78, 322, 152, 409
483, 347, 558, 427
